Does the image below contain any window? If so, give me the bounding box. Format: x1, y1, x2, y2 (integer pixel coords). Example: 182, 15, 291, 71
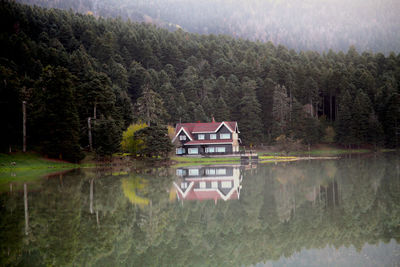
206, 168, 216, 175
211, 181, 218, 188
205, 147, 215, 153
189, 169, 199, 176
198, 134, 205, 140
179, 135, 187, 141
216, 168, 226, 175
216, 147, 226, 153
220, 133, 230, 139
181, 182, 188, 189
199, 181, 206, 189
176, 169, 186, 176
188, 148, 198, 154
176, 148, 185, 154
221, 181, 232, 188
210, 134, 217, 140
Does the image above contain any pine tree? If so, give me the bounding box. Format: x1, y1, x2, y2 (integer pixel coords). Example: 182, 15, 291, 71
32, 66, 83, 162
335, 90, 353, 147
93, 116, 122, 158
238, 79, 263, 144
214, 96, 230, 122
272, 84, 290, 138
135, 84, 168, 126
352, 89, 373, 146
135, 125, 173, 158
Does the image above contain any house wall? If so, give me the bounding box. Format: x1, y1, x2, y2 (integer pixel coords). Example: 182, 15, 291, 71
193, 125, 232, 140
180, 144, 233, 155
179, 166, 234, 177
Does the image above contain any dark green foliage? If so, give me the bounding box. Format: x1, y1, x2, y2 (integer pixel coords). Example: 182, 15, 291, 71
135, 125, 173, 158
135, 85, 168, 126
0, 65, 22, 152
214, 96, 230, 122
336, 90, 354, 147
93, 116, 122, 157
238, 79, 263, 144
30, 66, 83, 162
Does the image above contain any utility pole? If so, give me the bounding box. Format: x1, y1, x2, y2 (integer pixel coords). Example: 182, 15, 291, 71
88, 117, 93, 151
22, 101, 26, 152
24, 183, 29, 235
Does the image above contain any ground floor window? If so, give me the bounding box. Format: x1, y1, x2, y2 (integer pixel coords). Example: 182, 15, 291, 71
188, 147, 198, 154
216, 147, 226, 153
176, 169, 186, 176
176, 147, 185, 154
205, 147, 215, 153
188, 168, 199, 176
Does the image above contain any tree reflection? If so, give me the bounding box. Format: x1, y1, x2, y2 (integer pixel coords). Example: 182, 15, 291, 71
0, 155, 400, 266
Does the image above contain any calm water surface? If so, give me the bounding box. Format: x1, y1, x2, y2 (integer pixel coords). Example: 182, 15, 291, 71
1, 154, 400, 266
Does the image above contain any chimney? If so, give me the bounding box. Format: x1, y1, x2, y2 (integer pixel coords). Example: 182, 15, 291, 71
212, 116, 215, 123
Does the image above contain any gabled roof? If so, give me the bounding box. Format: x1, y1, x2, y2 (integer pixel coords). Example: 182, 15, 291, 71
172, 121, 238, 142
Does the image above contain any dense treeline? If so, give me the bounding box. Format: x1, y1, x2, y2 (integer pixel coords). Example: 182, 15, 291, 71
17, 0, 400, 54
1, 156, 399, 265
1, 1, 400, 160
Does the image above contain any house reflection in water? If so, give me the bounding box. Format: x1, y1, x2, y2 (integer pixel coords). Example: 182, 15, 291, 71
173, 166, 243, 203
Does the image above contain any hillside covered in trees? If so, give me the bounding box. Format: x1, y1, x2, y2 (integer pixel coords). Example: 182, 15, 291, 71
1, 1, 400, 161
17, 0, 400, 54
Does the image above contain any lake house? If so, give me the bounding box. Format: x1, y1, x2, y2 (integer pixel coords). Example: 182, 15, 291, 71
172, 120, 240, 155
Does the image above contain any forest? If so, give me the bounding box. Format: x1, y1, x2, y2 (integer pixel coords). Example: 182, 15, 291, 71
1, 1, 400, 161
17, 0, 400, 54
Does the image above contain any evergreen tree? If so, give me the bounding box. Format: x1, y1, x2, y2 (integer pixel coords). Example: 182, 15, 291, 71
31, 66, 83, 162
135, 84, 168, 126
135, 125, 173, 158
214, 96, 230, 122
335, 90, 353, 147
272, 84, 290, 138
238, 79, 263, 143
352, 89, 373, 146
382, 93, 400, 147
93, 116, 121, 158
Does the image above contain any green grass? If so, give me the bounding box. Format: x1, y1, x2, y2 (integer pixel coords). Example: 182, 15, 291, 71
0, 153, 79, 192
258, 148, 377, 156
0, 153, 77, 172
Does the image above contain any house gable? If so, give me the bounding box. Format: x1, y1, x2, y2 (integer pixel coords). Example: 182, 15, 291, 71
172, 127, 193, 143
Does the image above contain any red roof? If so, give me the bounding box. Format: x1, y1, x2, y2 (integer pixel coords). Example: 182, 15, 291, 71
174, 121, 237, 141
176, 188, 239, 201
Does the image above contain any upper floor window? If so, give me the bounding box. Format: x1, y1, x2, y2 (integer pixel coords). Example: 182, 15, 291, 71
198, 134, 205, 140
179, 135, 187, 141
210, 134, 217, 140
220, 133, 230, 139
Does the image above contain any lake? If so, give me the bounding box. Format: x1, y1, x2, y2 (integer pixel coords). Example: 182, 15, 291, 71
1, 153, 400, 266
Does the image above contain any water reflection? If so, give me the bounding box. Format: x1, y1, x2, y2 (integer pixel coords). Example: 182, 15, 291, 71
1, 154, 400, 266
174, 165, 243, 202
